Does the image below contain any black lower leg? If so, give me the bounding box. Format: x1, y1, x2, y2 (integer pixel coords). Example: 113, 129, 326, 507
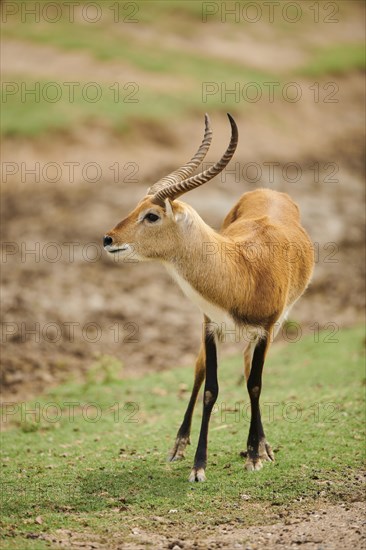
192, 330, 218, 472
246, 337, 268, 458
176, 368, 205, 440
168, 347, 206, 462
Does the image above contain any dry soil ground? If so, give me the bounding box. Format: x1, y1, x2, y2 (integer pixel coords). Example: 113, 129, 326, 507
31, 498, 366, 549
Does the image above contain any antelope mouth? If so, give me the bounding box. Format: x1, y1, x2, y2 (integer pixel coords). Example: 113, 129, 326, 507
106, 245, 129, 254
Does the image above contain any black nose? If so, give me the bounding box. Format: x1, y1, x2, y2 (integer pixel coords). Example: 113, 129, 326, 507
103, 235, 113, 247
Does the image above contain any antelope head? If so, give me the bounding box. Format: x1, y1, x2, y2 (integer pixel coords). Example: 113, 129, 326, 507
103, 114, 238, 262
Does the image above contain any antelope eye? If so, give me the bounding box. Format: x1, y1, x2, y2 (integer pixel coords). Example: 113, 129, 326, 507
144, 212, 160, 223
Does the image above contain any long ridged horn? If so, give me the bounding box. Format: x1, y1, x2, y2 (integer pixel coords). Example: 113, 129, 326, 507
152, 113, 238, 204
147, 114, 212, 196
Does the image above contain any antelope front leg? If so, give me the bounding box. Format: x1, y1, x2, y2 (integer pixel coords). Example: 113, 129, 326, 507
168, 344, 205, 461
245, 336, 274, 471
189, 327, 218, 482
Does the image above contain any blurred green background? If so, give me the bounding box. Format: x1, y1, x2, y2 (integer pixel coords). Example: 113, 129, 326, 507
2, 0, 365, 136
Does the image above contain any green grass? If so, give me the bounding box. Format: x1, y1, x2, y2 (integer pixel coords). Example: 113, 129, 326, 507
0, 327, 365, 548
299, 43, 365, 77
1, 77, 139, 137
1, 72, 272, 137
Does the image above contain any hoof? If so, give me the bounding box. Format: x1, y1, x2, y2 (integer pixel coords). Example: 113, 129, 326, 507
188, 467, 206, 482
167, 435, 190, 462
245, 457, 264, 471
244, 440, 274, 471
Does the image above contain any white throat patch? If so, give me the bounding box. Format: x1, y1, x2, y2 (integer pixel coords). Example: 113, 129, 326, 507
164, 263, 236, 334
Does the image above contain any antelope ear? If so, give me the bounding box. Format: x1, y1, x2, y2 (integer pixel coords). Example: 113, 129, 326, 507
164, 198, 174, 219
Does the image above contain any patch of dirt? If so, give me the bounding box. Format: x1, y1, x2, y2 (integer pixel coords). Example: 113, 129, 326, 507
37, 501, 366, 549
199, 502, 366, 550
